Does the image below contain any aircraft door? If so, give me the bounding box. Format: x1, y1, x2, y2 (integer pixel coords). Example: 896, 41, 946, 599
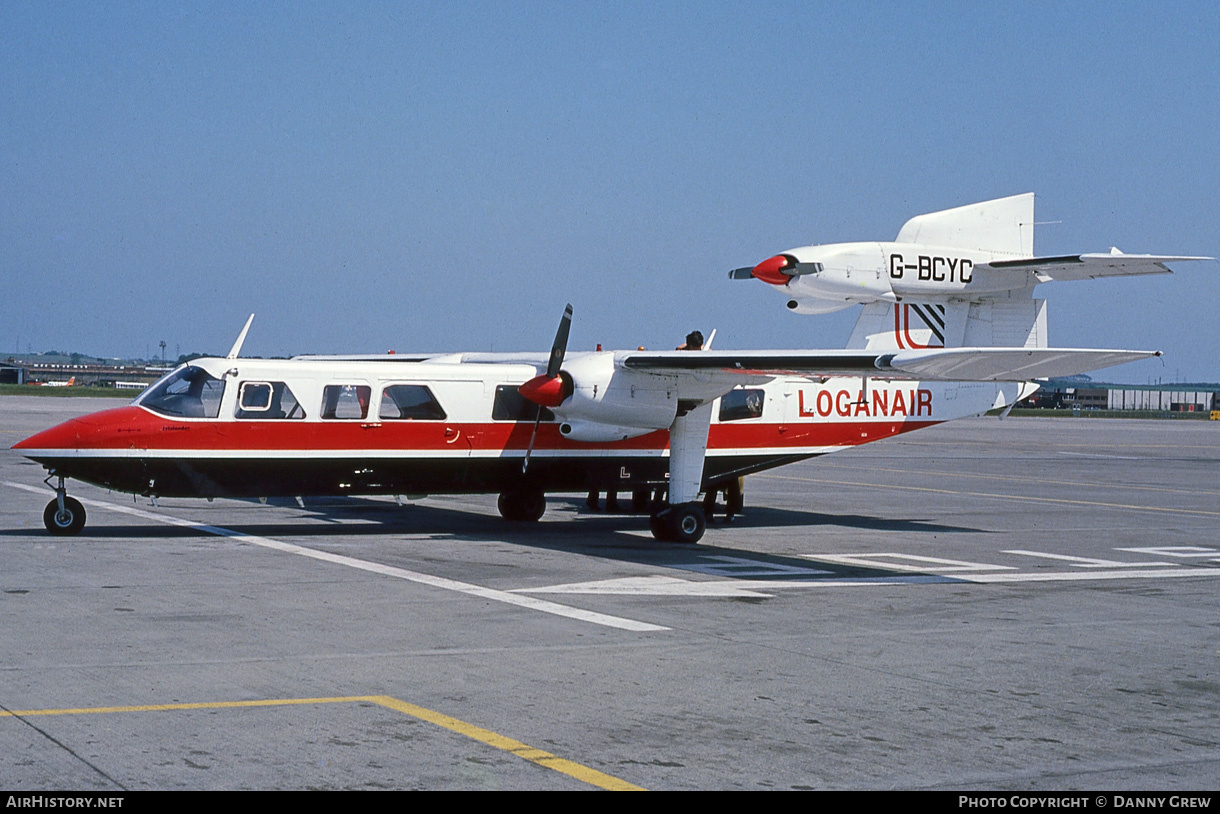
440, 381, 484, 456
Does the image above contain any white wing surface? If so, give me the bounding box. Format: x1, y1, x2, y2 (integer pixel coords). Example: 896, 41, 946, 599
620, 347, 1159, 384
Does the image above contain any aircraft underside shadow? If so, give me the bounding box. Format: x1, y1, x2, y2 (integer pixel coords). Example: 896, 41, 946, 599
3, 491, 981, 584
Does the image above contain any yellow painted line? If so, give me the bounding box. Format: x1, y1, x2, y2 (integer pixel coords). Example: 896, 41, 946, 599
759, 474, 1220, 518
371, 695, 643, 791
0, 695, 644, 791
0, 696, 368, 716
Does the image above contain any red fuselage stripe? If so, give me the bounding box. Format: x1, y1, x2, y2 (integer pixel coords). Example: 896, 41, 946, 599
14, 406, 939, 455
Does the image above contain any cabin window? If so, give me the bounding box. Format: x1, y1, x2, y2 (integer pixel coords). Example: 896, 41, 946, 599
236, 381, 305, 419
320, 384, 372, 419
492, 384, 554, 422
140, 366, 226, 419
719, 388, 765, 422
380, 384, 447, 420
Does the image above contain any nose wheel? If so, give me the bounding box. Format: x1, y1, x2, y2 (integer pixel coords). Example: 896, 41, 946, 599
44, 497, 85, 537
42, 475, 86, 536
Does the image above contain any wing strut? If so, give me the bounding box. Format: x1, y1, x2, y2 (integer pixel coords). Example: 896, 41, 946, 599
651, 402, 713, 543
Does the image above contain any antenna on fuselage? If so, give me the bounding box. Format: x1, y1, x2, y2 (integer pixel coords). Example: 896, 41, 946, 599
227, 314, 255, 359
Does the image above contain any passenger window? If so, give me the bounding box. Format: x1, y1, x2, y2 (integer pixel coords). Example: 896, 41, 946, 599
236, 381, 305, 419
719, 388, 765, 422
238, 382, 271, 411
493, 384, 554, 422
380, 384, 447, 420
140, 366, 226, 419
321, 384, 371, 419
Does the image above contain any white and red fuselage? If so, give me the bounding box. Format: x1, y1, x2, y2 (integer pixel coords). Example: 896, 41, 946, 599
14, 354, 1014, 501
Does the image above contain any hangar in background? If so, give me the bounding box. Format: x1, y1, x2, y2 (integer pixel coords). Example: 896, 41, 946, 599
1021, 377, 1220, 416
0, 362, 27, 385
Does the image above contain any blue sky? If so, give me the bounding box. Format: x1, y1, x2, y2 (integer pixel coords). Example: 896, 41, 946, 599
3, 1, 1217, 382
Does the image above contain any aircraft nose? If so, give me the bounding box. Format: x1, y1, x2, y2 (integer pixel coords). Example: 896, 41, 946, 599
12, 417, 89, 451
12, 406, 147, 452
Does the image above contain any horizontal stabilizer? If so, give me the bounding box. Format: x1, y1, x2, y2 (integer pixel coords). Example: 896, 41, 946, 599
985, 250, 1212, 282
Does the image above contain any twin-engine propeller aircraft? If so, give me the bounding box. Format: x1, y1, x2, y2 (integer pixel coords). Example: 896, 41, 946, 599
14, 194, 1206, 543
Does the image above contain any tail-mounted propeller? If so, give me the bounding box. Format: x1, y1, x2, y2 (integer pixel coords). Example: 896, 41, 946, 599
728, 254, 823, 285
518, 303, 574, 473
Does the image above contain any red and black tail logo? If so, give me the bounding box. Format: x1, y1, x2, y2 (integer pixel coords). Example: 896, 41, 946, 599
894, 303, 946, 349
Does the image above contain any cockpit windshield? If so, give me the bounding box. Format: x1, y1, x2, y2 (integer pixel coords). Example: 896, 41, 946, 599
139, 366, 226, 418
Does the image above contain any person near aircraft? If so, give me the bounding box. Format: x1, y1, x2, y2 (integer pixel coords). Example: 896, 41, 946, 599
586, 490, 621, 512
677, 330, 704, 351
703, 476, 744, 523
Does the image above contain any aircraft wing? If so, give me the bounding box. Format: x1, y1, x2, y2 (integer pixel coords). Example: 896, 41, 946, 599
877, 347, 1160, 381
983, 251, 1212, 282
620, 347, 1159, 383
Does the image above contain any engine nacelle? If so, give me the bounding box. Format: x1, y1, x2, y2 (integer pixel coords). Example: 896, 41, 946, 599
552, 353, 677, 431
783, 297, 858, 315
778, 243, 896, 309
558, 419, 654, 443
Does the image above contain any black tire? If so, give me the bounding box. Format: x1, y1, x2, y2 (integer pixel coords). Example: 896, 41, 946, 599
497, 492, 520, 521
665, 502, 706, 544
44, 497, 86, 536
649, 511, 672, 542
631, 489, 651, 514
497, 490, 546, 522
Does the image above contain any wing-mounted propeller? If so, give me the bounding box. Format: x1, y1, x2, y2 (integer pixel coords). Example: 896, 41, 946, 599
518, 304, 574, 473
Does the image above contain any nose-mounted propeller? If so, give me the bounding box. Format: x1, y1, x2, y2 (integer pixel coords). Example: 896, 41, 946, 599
518, 303, 574, 473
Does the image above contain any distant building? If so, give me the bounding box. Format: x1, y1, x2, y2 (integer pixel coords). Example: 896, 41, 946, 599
1021, 377, 1220, 414
0, 361, 27, 385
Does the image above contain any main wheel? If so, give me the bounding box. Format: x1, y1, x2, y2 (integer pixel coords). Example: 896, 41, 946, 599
665, 502, 706, 544
497, 490, 546, 522
649, 511, 672, 542
44, 497, 86, 536
649, 503, 706, 544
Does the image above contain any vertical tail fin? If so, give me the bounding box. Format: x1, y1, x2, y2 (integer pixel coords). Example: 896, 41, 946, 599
895, 192, 1034, 256
847, 299, 1047, 350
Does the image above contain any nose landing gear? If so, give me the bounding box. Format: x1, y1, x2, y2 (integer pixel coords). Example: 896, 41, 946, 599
43, 475, 86, 536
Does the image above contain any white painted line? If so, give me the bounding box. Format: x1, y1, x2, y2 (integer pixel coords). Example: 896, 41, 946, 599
958, 569, 1219, 583
4, 482, 668, 633
1003, 549, 1172, 568
520, 577, 938, 593
516, 575, 774, 598
677, 554, 832, 579
1056, 451, 1143, 460
1117, 546, 1219, 558
803, 553, 1014, 572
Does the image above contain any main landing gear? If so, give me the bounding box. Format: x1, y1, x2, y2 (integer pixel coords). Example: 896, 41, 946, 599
649, 502, 706, 544
497, 489, 547, 522
43, 475, 86, 536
